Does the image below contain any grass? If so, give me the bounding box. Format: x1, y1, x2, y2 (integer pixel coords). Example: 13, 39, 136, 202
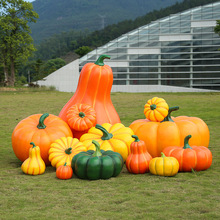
0, 89, 220, 220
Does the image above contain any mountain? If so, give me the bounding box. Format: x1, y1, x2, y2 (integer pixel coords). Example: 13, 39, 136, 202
30, 0, 183, 43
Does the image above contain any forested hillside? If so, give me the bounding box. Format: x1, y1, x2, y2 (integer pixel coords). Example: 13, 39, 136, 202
30, 0, 183, 43
33, 0, 219, 61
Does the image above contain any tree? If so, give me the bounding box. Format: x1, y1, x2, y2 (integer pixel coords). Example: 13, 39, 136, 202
0, 0, 38, 86
214, 20, 220, 36
75, 46, 92, 58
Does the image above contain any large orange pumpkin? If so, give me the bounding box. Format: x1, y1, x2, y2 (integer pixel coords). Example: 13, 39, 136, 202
11, 113, 73, 165
129, 106, 210, 158
59, 54, 121, 131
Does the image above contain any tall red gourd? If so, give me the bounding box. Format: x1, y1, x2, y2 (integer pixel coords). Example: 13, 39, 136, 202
59, 55, 121, 134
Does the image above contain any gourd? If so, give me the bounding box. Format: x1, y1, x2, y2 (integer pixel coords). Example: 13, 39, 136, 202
129, 106, 210, 158
66, 103, 96, 139
71, 140, 124, 180
126, 135, 152, 174
144, 97, 169, 122
12, 113, 73, 165
59, 55, 121, 130
80, 123, 135, 161
163, 135, 212, 172
149, 153, 179, 177
21, 142, 46, 175
49, 137, 87, 168
56, 162, 73, 180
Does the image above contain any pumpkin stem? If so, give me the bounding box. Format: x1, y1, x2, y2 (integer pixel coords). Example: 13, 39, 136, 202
150, 104, 157, 110
37, 113, 49, 129
95, 124, 113, 140
92, 140, 102, 157
64, 162, 67, 166
65, 147, 72, 155
161, 106, 179, 122
94, 54, 111, 66
30, 142, 37, 148
79, 112, 85, 118
183, 135, 193, 149
161, 152, 166, 158
132, 135, 140, 142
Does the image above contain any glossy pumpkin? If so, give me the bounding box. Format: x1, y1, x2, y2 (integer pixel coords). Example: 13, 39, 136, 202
126, 135, 152, 174
49, 137, 87, 168
21, 142, 46, 175
56, 162, 73, 180
163, 135, 212, 172
71, 140, 124, 180
66, 103, 96, 139
80, 123, 135, 161
149, 153, 179, 177
59, 55, 121, 131
129, 106, 210, 158
144, 97, 169, 122
12, 113, 73, 165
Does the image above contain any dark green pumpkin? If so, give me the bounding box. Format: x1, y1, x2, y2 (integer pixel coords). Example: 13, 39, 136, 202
71, 140, 124, 180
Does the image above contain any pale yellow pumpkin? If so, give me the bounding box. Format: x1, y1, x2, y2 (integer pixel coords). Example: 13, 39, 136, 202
49, 137, 87, 168
149, 153, 179, 177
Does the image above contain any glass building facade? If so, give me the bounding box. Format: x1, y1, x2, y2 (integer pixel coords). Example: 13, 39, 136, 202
79, 2, 220, 90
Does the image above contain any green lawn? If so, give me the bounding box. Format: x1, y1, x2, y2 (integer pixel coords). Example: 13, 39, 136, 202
0, 89, 220, 219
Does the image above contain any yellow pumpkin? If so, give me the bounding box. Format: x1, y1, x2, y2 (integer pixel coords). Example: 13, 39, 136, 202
144, 97, 169, 122
80, 123, 135, 161
21, 142, 46, 175
49, 137, 87, 168
149, 153, 179, 177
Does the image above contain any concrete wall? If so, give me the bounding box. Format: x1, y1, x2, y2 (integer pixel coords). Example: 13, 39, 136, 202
36, 59, 216, 93
36, 59, 79, 92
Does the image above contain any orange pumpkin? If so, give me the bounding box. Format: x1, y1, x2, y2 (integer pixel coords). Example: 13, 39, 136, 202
126, 135, 152, 174
56, 162, 73, 180
66, 103, 96, 139
163, 135, 212, 172
129, 106, 210, 158
11, 113, 73, 165
59, 54, 121, 129
144, 97, 169, 122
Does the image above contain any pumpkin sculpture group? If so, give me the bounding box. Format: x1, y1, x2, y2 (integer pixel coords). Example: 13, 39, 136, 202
11, 54, 213, 180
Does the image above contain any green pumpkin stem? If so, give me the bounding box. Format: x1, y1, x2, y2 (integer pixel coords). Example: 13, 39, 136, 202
65, 147, 72, 155
92, 140, 102, 157
161, 106, 179, 122
95, 124, 113, 140
183, 135, 193, 149
94, 54, 111, 66
132, 135, 140, 142
79, 112, 85, 118
30, 142, 37, 148
150, 104, 157, 110
64, 162, 67, 166
37, 113, 49, 129
161, 152, 166, 158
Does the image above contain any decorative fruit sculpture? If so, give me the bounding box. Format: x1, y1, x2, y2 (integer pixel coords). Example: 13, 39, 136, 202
80, 123, 135, 161
12, 113, 73, 165
149, 153, 179, 177
56, 162, 73, 180
126, 135, 152, 174
59, 54, 121, 136
66, 103, 97, 139
144, 97, 169, 122
163, 135, 212, 172
21, 142, 46, 175
71, 140, 124, 180
49, 137, 87, 168
129, 106, 210, 158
